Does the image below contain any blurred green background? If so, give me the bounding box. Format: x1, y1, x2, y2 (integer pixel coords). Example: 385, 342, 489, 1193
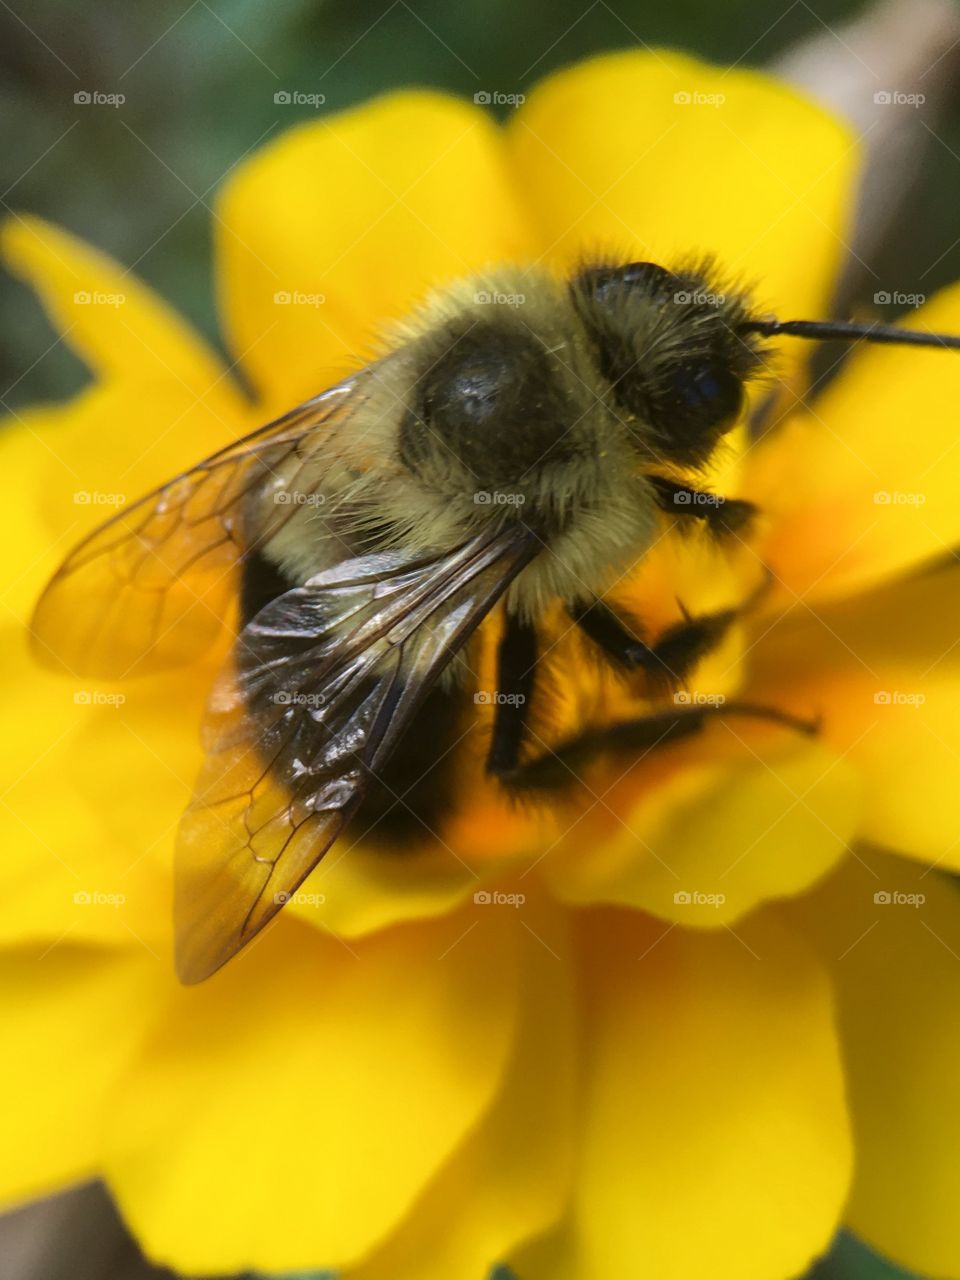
1, 1, 957, 1277
3, 0, 960, 413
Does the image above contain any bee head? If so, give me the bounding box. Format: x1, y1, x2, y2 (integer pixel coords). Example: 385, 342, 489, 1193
569, 260, 766, 468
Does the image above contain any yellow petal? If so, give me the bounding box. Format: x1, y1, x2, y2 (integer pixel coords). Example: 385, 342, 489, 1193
346, 896, 575, 1280
0, 379, 249, 665
104, 907, 522, 1274
2, 216, 236, 402
785, 850, 960, 1278
17, 377, 248, 550
216, 92, 535, 412
543, 725, 860, 925
508, 50, 856, 325
0, 946, 162, 1207
0, 626, 182, 948
748, 282, 960, 606
748, 561, 960, 869
0, 409, 63, 625
515, 907, 851, 1280
284, 844, 478, 939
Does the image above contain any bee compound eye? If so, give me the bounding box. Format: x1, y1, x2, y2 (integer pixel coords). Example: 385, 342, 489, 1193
648, 358, 744, 462
668, 360, 743, 428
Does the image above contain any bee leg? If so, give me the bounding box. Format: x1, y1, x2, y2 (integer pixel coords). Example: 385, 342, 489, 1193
492, 701, 818, 795
484, 612, 538, 778
572, 597, 737, 689
646, 475, 756, 537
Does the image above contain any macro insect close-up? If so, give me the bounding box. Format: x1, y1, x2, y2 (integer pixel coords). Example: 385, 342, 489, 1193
4, 2, 960, 1280
30, 260, 960, 985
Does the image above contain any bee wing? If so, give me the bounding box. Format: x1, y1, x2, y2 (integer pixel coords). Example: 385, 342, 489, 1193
31, 376, 368, 678
174, 524, 537, 983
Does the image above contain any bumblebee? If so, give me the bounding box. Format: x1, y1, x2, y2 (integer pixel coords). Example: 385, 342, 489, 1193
32, 258, 958, 980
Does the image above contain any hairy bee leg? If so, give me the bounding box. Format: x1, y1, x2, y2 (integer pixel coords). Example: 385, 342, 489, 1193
491, 700, 819, 794
572, 597, 739, 688
485, 612, 538, 777
646, 475, 756, 537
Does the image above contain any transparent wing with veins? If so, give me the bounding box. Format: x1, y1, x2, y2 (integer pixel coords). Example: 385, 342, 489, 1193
174, 525, 537, 983
30, 377, 366, 678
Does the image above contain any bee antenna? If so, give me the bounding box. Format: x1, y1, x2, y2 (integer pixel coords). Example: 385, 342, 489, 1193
741, 317, 960, 352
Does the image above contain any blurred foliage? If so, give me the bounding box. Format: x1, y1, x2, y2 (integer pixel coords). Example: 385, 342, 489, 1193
809, 1231, 924, 1279
483, 1234, 924, 1280
2, 0, 959, 412
250, 1233, 927, 1278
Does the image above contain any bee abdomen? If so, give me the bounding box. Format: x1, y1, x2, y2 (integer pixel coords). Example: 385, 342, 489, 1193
240, 546, 295, 627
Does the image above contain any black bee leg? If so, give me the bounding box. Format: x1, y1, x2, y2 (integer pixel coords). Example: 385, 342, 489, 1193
572, 597, 738, 690
484, 578, 809, 793
495, 701, 819, 795
484, 612, 538, 778
646, 475, 756, 537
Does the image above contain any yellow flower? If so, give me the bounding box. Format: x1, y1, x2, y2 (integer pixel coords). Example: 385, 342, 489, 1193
3, 47, 960, 1280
